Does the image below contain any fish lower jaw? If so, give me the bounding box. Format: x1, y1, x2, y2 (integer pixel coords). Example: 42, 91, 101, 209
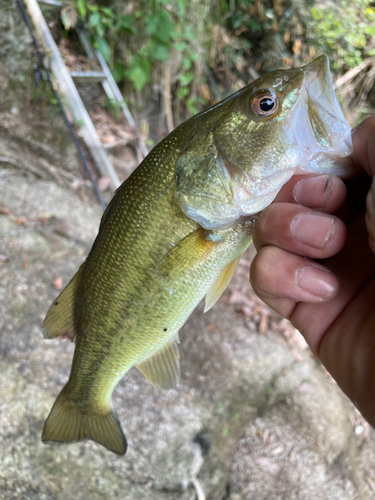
295, 133, 354, 178
232, 168, 297, 214
179, 169, 297, 230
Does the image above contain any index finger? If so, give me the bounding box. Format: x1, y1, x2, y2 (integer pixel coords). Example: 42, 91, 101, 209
272, 174, 347, 214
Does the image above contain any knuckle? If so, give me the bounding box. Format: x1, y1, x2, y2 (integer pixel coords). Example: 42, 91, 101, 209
250, 246, 278, 290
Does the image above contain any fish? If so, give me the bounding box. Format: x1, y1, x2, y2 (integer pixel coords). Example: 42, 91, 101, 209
41, 54, 353, 455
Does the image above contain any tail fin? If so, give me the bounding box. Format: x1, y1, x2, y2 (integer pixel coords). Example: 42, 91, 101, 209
42, 387, 127, 455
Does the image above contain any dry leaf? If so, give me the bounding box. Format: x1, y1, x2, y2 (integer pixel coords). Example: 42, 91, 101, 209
258, 313, 267, 334
98, 176, 110, 192
53, 277, 63, 290
289, 447, 296, 462
292, 39, 302, 56
61, 6, 78, 31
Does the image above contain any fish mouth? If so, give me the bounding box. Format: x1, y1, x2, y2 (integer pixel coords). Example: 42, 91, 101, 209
302, 55, 344, 126
302, 55, 326, 90
290, 55, 353, 176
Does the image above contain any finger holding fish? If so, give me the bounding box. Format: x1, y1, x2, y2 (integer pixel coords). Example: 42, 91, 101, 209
251, 173, 348, 317
271, 174, 347, 212
250, 245, 339, 306
253, 203, 347, 259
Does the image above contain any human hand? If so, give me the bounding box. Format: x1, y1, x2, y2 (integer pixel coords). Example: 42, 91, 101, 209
250, 116, 375, 425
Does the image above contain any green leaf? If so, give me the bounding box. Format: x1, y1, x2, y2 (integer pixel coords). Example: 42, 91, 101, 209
126, 67, 150, 91
170, 29, 179, 40
125, 55, 151, 91
96, 24, 104, 37
153, 44, 169, 61
115, 15, 137, 35
87, 4, 98, 13
94, 35, 111, 62
174, 41, 186, 52
179, 72, 193, 86
366, 24, 375, 36
111, 61, 125, 82
146, 10, 174, 43
188, 50, 199, 62
176, 87, 189, 99
184, 25, 194, 41
145, 13, 157, 36
88, 12, 100, 28
101, 7, 115, 18
176, 0, 186, 18
101, 17, 112, 29
186, 97, 202, 115
182, 58, 192, 70
156, 15, 174, 43
76, 0, 86, 18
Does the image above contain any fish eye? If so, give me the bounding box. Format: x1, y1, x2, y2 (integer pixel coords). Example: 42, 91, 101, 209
250, 91, 279, 117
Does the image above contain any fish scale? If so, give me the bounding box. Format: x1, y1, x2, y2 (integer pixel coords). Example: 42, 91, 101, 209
41, 55, 353, 455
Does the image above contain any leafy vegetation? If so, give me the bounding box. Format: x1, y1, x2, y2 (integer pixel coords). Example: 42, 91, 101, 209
60, 0, 375, 126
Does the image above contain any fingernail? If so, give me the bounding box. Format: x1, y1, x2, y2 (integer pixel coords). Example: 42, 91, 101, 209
290, 213, 335, 248
293, 175, 331, 209
298, 265, 337, 298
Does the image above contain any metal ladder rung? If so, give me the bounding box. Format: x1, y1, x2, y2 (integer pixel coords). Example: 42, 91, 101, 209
38, 0, 62, 6
70, 71, 107, 83
76, 30, 149, 159
103, 139, 133, 150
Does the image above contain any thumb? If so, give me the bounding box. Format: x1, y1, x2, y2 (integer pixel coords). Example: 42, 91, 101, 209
366, 180, 375, 254
351, 116, 375, 254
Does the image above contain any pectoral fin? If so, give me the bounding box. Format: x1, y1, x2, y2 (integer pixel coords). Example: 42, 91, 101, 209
42, 266, 83, 342
204, 255, 241, 312
157, 227, 219, 278
136, 339, 180, 389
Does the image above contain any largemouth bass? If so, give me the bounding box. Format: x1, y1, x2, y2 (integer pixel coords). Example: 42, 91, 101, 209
42, 55, 353, 455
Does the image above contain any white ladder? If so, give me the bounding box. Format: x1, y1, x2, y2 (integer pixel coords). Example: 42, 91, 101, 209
24, 0, 148, 191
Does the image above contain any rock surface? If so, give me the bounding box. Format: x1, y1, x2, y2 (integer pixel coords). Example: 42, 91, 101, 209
1, 2, 375, 499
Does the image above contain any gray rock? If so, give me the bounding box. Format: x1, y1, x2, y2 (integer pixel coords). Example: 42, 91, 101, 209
0, 215, 51, 254
0, 176, 102, 246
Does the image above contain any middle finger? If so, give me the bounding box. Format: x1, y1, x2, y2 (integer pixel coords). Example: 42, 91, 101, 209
253, 204, 347, 260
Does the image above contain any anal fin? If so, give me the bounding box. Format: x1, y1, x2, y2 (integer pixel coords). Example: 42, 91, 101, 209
136, 338, 180, 389
204, 255, 241, 312
42, 265, 83, 342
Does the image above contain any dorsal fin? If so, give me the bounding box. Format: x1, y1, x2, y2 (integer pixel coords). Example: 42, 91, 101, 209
42, 266, 83, 342
204, 255, 241, 312
136, 338, 180, 389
